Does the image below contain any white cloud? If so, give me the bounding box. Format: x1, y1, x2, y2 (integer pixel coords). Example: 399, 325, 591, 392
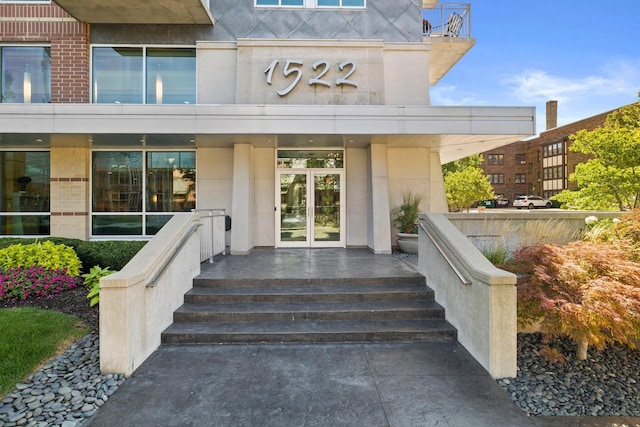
430, 84, 487, 106
501, 59, 640, 134
502, 59, 640, 104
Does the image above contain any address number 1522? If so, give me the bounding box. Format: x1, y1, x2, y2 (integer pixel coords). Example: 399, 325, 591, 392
264, 59, 358, 96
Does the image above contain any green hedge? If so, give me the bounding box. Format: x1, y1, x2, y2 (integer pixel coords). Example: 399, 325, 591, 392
0, 238, 147, 273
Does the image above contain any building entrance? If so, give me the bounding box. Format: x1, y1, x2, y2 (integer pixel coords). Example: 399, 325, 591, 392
275, 150, 344, 248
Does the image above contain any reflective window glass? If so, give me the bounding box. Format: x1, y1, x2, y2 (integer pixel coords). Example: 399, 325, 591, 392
92, 151, 143, 212
91, 150, 195, 237
93, 47, 143, 104
0, 151, 50, 236
146, 48, 196, 104
1, 47, 51, 103
146, 151, 196, 212
92, 215, 143, 236
0, 152, 50, 212
0, 215, 49, 236
277, 150, 343, 169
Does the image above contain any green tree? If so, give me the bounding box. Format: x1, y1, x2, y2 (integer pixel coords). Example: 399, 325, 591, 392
442, 153, 483, 175
553, 99, 640, 211
445, 166, 495, 212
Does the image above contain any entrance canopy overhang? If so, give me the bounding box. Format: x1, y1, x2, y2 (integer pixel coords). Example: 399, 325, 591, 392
0, 104, 535, 163
54, 0, 214, 25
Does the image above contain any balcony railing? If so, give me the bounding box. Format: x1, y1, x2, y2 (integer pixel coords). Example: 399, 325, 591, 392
423, 3, 471, 39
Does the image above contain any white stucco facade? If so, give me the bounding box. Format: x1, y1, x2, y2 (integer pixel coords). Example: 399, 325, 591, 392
0, 1, 535, 253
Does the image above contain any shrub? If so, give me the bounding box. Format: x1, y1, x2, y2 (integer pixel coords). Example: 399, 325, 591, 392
392, 191, 422, 234
81, 265, 116, 307
0, 238, 147, 274
0, 267, 80, 302
611, 209, 640, 262
0, 241, 81, 277
500, 241, 640, 360
73, 240, 146, 271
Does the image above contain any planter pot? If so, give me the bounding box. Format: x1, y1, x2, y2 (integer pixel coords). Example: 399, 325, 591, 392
396, 232, 418, 254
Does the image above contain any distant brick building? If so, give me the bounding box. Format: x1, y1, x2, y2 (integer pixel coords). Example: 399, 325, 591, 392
480, 101, 616, 203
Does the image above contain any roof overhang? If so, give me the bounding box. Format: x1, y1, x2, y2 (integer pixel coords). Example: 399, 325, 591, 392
54, 0, 214, 25
0, 104, 534, 162
429, 37, 476, 86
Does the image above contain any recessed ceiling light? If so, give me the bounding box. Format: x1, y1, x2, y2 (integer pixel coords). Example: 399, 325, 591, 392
35, 138, 43, 143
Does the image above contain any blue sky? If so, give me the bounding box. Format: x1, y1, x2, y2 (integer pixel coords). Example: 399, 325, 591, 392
431, 0, 640, 135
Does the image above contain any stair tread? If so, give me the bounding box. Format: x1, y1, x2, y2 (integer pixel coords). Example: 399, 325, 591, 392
163, 319, 456, 334
193, 276, 425, 287
176, 300, 442, 313
187, 284, 431, 295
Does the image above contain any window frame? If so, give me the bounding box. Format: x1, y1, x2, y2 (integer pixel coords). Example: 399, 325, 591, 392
487, 154, 504, 165
514, 173, 526, 184
255, 0, 365, 8
0, 149, 51, 237
90, 44, 197, 105
488, 173, 504, 185
1, 44, 51, 104
90, 149, 197, 239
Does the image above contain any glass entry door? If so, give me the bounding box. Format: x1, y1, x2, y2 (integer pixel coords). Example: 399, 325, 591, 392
277, 171, 344, 247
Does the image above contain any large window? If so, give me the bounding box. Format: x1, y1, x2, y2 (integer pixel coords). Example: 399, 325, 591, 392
1, 46, 51, 104
543, 166, 563, 180
0, 152, 50, 235
543, 142, 564, 158
487, 154, 504, 165
92, 151, 195, 236
256, 0, 364, 7
92, 47, 196, 104
488, 173, 504, 184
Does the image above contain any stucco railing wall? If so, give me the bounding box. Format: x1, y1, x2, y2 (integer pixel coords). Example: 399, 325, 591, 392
445, 211, 622, 253
419, 213, 517, 378
99, 214, 202, 376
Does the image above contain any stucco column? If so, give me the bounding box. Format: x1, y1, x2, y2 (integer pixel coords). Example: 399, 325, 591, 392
429, 151, 448, 212
368, 143, 392, 254
230, 143, 254, 255
49, 143, 90, 240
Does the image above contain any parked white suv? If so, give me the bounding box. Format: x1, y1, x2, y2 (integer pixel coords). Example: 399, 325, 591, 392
513, 195, 552, 209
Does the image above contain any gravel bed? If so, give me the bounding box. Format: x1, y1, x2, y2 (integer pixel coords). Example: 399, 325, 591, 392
0, 334, 124, 427
497, 333, 640, 417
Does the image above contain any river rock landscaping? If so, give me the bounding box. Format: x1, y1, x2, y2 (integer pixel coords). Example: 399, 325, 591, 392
498, 333, 640, 417
1, 287, 123, 427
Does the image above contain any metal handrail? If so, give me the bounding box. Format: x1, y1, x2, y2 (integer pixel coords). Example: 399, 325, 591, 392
145, 222, 202, 288
422, 3, 471, 39
419, 222, 472, 286
193, 208, 226, 263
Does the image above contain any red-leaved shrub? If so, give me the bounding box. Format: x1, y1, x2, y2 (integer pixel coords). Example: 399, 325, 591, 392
500, 240, 640, 360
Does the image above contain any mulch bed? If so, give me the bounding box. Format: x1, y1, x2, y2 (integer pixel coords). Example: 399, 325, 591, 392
1, 286, 99, 333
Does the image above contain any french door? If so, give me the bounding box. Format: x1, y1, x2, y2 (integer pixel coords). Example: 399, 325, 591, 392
276, 170, 344, 247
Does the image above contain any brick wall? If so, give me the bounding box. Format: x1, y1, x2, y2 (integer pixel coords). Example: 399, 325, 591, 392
0, 3, 89, 103
49, 146, 90, 239
481, 109, 616, 200
481, 140, 529, 202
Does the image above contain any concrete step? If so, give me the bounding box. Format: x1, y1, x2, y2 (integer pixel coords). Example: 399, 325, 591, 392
161, 319, 457, 344
192, 275, 426, 288
184, 284, 433, 304
173, 300, 445, 322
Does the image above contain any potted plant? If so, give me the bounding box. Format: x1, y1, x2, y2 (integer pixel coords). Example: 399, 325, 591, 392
392, 191, 422, 254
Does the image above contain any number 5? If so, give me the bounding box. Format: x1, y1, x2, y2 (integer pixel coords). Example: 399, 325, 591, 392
277, 59, 304, 96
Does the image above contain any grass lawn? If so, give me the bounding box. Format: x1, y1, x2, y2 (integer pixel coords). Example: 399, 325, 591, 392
0, 307, 88, 397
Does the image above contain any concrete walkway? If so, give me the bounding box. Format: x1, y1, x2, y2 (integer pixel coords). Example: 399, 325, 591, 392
85, 249, 640, 426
